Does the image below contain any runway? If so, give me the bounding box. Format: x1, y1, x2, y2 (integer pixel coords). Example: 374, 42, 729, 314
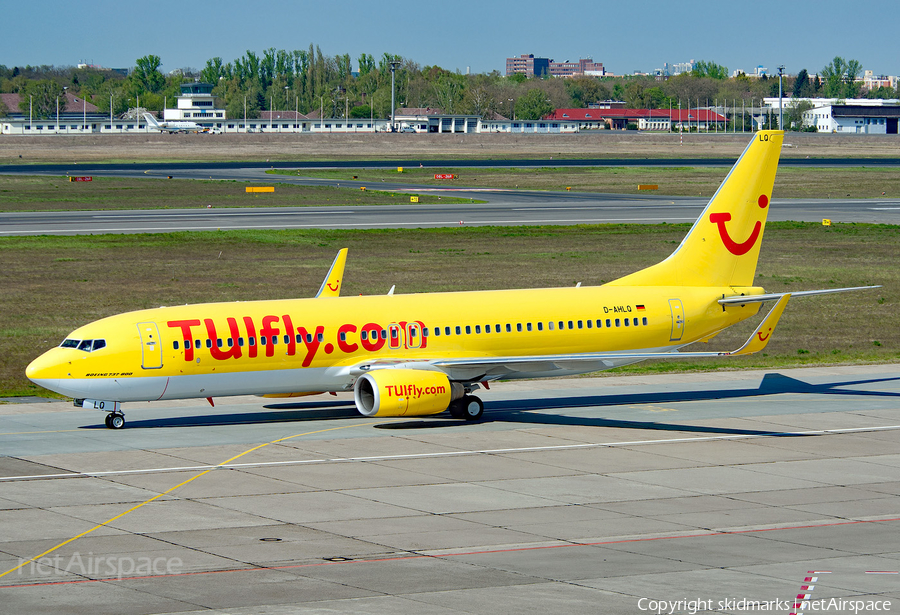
3, 159, 900, 235
1, 365, 898, 613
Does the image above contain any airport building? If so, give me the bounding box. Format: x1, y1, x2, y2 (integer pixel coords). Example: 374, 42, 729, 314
802, 104, 900, 134
544, 108, 726, 131
506, 54, 606, 78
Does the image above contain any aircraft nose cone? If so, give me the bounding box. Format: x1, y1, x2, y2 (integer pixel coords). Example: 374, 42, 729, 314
26, 350, 63, 391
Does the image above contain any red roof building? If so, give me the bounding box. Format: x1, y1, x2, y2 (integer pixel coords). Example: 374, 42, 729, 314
545, 108, 726, 130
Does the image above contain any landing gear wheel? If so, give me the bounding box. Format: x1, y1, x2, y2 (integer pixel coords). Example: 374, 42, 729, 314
448, 400, 466, 419
462, 395, 484, 421
107, 413, 125, 429
104, 414, 112, 428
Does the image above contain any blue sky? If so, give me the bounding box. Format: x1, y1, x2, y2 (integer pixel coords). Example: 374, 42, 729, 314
3, 0, 897, 77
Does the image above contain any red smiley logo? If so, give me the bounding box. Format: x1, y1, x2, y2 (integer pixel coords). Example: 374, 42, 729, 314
709, 195, 769, 256
327, 281, 340, 291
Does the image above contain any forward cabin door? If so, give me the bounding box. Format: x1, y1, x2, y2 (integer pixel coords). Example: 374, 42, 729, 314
137, 322, 163, 369
668, 299, 685, 342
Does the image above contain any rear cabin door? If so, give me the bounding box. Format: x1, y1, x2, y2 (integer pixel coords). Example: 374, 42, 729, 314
668, 299, 685, 342
137, 322, 163, 369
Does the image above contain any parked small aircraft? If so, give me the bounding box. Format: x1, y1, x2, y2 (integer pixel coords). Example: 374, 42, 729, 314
142, 113, 205, 133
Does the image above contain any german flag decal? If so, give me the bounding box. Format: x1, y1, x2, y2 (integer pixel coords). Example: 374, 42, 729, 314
636, 305, 646, 311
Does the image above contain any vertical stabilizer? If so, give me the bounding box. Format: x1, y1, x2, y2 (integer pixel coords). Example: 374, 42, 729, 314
610, 130, 783, 288
142, 113, 162, 130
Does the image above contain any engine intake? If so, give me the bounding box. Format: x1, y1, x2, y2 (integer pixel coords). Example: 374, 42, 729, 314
354, 369, 464, 417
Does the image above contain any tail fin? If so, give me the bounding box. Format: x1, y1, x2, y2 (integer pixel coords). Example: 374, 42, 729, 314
142, 113, 162, 129
610, 130, 783, 288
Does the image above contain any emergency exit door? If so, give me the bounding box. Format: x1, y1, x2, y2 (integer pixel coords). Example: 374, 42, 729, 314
137, 322, 163, 369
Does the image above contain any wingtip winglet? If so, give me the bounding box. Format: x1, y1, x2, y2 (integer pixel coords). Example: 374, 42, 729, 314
315, 248, 349, 298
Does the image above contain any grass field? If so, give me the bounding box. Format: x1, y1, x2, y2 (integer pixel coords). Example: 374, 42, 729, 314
0, 176, 475, 212
1, 223, 896, 398
271, 166, 900, 200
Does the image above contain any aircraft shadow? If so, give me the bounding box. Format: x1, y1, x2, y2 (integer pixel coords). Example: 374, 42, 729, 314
79, 373, 900, 432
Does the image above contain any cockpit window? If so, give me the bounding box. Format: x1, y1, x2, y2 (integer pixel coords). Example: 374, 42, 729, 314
60, 338, 106, 352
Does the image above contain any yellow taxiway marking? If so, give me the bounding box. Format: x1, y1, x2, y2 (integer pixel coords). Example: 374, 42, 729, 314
0, 429, 83, 436
0, 421, 373, 580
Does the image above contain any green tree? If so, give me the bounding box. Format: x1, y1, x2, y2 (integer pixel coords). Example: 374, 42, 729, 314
793, 69, 811, 97
0, 96, 8, 117
821, 57, 862, 98
131, 55, 165, 94
18, 79, 65, 118
514, 88, 553, 120
693, 60, 729, 80
784, 98, 814, 130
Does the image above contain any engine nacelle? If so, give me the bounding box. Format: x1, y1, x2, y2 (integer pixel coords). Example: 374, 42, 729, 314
354, 369, 463, 417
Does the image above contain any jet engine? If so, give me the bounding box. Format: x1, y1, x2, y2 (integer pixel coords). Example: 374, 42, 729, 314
354, 369, 464, 417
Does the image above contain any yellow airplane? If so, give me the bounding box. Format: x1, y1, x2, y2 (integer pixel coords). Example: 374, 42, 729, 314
26, 130, 877, 429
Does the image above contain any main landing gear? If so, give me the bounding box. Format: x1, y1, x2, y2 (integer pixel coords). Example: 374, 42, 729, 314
104, 412, 125, 429
448, 395, 484, 421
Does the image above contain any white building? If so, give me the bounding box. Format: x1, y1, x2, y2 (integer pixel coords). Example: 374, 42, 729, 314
802, 104, 900, 134
163, 82, 226, 128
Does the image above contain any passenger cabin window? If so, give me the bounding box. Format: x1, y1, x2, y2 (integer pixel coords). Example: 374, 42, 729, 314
642, 317, 648, 326
537, 322, 543, 331
517, 323, 522, 332
526, 323, 532, 332
455, 326, 462, 335
433, 328, 440, 337
173, 341, 179, 350
506, 324, 512, 332
475, 325, 481, 334
248, 337, 255, 346
548, 322, 554, 330
465, 325, 471, 334
445, 327, 451, 335
206, 339, 213, 348
195, 340, 201, 348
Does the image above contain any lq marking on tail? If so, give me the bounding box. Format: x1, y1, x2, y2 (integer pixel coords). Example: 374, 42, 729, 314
709, 195, 769, 256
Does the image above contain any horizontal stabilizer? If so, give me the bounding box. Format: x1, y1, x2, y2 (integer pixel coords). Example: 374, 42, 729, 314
720, 294, 790, 356
719, 285, 881, 305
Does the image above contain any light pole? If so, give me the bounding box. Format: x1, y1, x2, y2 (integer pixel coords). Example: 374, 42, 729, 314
284, 85, 289, 132
509, 98, 514, 121
389, 60, 401, 131
777, 65, 785, 129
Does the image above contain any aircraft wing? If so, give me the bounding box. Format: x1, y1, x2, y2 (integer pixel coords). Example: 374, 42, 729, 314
353, 296, 792, 381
